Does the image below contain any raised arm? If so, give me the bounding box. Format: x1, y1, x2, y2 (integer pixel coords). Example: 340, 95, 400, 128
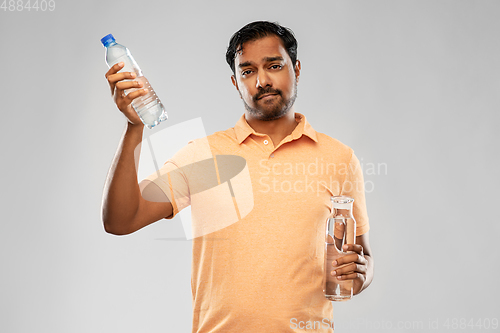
101, 62, 172, 235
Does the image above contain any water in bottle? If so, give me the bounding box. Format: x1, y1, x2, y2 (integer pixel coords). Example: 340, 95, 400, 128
101, 34, 167, 129
323, 196, 356, 301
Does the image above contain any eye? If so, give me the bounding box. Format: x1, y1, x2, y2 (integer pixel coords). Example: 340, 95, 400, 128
270, 64, 283, 70
241, 70, 253, 76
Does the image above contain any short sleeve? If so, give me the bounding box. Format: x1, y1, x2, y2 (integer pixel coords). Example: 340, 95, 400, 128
143, 159, 190, 219
341, 152, 370, 236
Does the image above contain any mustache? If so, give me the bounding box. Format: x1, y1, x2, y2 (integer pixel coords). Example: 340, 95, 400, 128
254, 88, 282, 101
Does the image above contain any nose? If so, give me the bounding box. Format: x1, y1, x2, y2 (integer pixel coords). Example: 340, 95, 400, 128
256, 69, 272, 88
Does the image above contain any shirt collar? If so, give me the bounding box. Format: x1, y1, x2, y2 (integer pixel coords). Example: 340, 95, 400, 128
234, 112, 318, 145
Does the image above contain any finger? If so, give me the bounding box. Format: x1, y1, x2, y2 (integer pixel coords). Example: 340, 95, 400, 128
107, 70, 137, 96
332, 253, 367, 267
107, 71, 137, 85
335, 272, 365, 282
333, 221, 344, 249
115, 80, 143, 91
123, 88, 149, 104
343, 243, 364, 256
333, 221, 345, 239
331, 263, 367, 277
104, 62, 125, 78
331, 262, 356, 276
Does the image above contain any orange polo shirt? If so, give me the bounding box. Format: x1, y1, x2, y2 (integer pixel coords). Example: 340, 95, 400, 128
144, 113, 369, 332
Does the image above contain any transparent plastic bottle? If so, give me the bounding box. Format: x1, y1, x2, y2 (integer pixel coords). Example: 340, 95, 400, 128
101, 34, 167, 129
323, 196, 356, 301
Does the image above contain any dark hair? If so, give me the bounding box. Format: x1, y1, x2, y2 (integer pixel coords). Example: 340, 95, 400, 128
226, 21, 298, 74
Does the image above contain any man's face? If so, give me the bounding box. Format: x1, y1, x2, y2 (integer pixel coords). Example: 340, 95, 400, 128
231, 35, 301, 121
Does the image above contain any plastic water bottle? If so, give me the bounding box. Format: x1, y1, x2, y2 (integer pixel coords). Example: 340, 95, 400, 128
101, 34, 167, 129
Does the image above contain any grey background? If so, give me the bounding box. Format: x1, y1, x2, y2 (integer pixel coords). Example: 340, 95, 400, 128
1, 0, 499, 332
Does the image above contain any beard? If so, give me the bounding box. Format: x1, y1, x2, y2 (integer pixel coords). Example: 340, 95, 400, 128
241, 80, 298, 121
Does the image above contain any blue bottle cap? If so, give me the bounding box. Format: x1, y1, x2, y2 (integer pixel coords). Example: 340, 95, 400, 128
101, 34, 115, 47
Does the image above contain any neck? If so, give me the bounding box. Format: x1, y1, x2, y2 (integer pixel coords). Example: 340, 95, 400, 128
245, 110, 298, 146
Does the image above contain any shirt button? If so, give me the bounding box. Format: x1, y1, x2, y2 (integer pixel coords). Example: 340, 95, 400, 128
263, 139, 269, 145
270, 153, 274, 158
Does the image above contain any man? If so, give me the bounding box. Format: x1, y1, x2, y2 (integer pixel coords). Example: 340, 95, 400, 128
102, 21, 373, 332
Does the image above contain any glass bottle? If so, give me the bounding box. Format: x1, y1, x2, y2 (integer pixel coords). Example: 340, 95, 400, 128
323, 196, 356, 301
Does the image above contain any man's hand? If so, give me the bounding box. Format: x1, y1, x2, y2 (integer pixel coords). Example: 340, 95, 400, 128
330, 233, 374, 295
105, 62, 148, 126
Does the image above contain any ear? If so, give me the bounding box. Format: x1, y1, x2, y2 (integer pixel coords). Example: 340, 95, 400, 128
231, 75, 238, 89
294, 60, 301, 83
231, 75, 242, 99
